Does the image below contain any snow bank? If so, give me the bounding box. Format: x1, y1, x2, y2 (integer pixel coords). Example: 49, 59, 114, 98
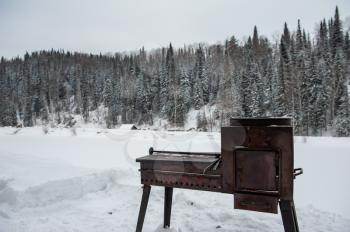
0, 169, 131, 208
17, 170, 120, 208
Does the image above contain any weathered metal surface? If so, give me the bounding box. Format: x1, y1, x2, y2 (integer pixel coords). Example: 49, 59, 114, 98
235, 148, 280, 193
230, 117, 292, 126
234, 193, 278, 214
137, 154, 223, 192
221, 126, 294, 201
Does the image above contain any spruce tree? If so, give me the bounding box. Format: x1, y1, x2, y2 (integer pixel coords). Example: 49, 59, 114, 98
332, 48, 349, 137
282, 23, 291, 47
180, 69, 191, 112
193, 77, 204, 110
344, 32, 350, 60
252, 26, 260, 56
296, 20, 304, 52
273, 40, 288, 117
80, 66, 90, 123
312, 57, 328, 135
150, 68, 161, 114
241, 37, 253, 117
331, 6, 344, 56
194, 46, 209, 103
103, 76, 115, 127
159, 59, 168, 116
333, 51, 349, 119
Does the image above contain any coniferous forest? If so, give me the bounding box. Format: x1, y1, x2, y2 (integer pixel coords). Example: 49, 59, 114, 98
0, 7, 349, 136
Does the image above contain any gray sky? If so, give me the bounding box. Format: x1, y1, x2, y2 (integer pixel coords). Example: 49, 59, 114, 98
1, 0, 349, 59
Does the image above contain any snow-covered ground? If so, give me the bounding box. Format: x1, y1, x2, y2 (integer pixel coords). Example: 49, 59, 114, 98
0, 127, 349, 232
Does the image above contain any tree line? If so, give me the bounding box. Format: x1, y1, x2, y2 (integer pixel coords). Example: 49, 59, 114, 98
0, 7, 349, 136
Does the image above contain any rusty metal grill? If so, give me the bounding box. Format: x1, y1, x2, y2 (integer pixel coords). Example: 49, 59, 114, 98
135, 118, 302, 232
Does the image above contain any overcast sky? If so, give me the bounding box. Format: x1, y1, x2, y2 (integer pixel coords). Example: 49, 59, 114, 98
0, 0, 349, 59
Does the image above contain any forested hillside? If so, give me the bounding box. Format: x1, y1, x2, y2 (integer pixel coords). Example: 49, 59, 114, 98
0, 7, 349, 136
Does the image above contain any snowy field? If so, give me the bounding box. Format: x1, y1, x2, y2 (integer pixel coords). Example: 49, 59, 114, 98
0, 127, 350, 232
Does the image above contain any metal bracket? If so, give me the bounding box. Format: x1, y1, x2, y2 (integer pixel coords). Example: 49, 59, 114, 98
293, 168, 303, 179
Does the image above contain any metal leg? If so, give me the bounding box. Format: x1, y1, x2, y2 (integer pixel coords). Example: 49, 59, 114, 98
279, 200, 300, 232
136, 185, 151, 232
164, 187, 173, 228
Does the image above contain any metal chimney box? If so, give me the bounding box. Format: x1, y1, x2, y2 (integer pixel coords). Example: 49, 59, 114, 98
222, 118, 297, 215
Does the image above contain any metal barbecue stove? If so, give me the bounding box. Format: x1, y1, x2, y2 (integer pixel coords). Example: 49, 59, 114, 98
135, 118, 303, 232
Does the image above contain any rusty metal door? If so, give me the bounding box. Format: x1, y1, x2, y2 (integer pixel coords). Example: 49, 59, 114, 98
235, 148, 280, 195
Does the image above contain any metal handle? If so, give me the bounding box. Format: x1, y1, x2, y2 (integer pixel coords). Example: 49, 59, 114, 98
293, 168, 303, 179
149, 147, 154, 155
148, 147, 220, 157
